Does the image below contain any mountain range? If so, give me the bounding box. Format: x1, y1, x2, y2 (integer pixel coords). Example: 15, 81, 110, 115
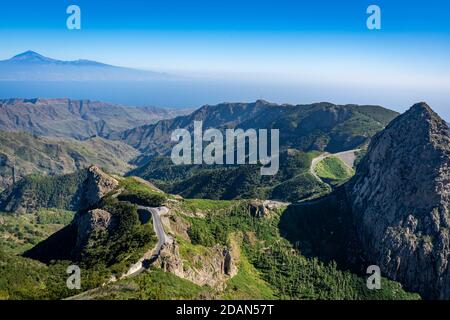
0, 130, 139, 192
111, 100, 397, 162
109, 100, 397, 201
0, 51, 169, 81
0, 98, 191, 139
1, 95, 450, 300
0, 99, 397, 203
282, 102, 450, 299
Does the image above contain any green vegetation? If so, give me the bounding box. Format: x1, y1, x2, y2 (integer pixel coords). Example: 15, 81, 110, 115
20, 176, 161, 278
0, 250, 71, 299
0, 249, 125, 300
179, 198, 234, 214
132, 150, 329, 202
176, 236, 212, 263
0, 102, 406, 300
65, 268, 211, 300
271, 172, 329, 201
79, 200, 157, 275
119, 177, 164, 195
0, 209, 74, 254
221, 254, 275, 300
0, 176, 164, 299
126, 102, 397, 202
73, 177, 166, 274
183, 202, 419, 300
36, 209, 75, 225
117, 190, 166, 207
325, 105, 397, 150
0, 155, 419, 301
0, 170, 88, 213
315, 156, 354, 185
130, 268, 208, 299
0, 129, 139, 192
123, 101, 397, 160
117, 177, 167, 207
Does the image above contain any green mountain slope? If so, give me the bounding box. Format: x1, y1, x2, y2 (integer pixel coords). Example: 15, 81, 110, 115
130, 150, 330, 202
315, 156, 354, 185
0, 130, 139, 192
0, 170, 88, 213
2, 168, 418, 300
113, 100, 398, 163
0, 209, 74, 254
120, 101, 396, 202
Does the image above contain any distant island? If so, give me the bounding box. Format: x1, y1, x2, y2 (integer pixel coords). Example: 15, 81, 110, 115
0, 51, 170, 81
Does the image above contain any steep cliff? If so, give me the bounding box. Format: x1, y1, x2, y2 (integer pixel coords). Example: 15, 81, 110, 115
78, 166, 119, 210
348, 102, 450, 299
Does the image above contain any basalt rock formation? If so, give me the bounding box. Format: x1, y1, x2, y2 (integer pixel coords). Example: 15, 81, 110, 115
348, 102, 450, 299
156, 238, 238, 289
79, 166, 118, 210
24, 167, 121, 262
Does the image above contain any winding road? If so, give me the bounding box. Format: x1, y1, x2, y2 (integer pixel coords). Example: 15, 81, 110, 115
66, 206, 171, 299
120, 206, 171, 278
140, 206, 169, 257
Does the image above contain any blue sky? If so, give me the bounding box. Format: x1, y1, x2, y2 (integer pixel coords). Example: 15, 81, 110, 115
0, 0, 450, 118
2, 0, 450, 33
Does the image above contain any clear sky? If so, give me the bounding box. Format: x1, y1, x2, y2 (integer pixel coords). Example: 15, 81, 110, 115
1, 0, 449, 118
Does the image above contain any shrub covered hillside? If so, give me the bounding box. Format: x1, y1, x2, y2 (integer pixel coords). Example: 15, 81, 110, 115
23, 171, 162, 277
65, 196, 420, 300
315, 156, 354, 186
0, 170, 88, 214
1, 167, 420, 300
130, 149, 330, 202
0, 209, 74, 254
169, 200, 418, 300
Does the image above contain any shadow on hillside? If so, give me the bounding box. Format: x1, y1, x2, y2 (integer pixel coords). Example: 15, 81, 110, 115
23, 223, 77, 263
278, 186, 366, 274
137, 208, 151, 224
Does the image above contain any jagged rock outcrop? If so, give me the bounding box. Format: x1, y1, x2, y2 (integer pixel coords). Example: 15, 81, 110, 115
348, 102, 450, 299
156, 240, 184, 277
74, 209, 116, 253
79, 166, 118, 210
24, 167, 121, 262
248, 200, 289, 218
156, 239, 238, 288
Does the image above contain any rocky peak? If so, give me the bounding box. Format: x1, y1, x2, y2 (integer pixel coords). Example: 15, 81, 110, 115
348, 102, 450, 299
8, 50, 55, 63
79, 166, 118, 210
74, 209, 116, 253
397, 102, 450, 144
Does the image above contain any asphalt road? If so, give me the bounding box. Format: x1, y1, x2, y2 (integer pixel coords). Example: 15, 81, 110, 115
139, 206, 169, 256
66, 205, 171, 299
120, 206, 170, 278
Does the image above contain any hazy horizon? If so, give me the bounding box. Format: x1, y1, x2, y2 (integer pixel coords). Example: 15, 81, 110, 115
1, 0, 449, 118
